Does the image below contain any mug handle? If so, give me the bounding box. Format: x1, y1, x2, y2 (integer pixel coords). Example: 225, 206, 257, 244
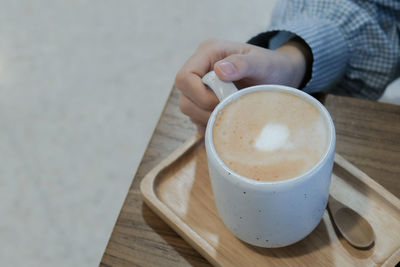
202, 71, 238, 101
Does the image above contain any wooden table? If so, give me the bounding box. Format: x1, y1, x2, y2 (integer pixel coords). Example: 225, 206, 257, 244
100, 88, 400, 266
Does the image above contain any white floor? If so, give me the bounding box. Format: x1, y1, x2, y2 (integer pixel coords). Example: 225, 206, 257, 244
0, 1, 277, 266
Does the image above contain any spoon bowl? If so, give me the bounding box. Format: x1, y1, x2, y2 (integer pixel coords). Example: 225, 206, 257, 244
328, 195, 375, 249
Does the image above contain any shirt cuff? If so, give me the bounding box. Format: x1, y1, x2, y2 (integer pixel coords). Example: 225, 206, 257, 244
251, 18, 349, 93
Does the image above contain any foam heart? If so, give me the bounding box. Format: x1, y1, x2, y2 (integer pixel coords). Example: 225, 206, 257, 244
254, 123, 289, 151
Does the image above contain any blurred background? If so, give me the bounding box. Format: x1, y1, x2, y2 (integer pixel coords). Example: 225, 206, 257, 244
0, 1, 398, 266
0, 0, 277, 266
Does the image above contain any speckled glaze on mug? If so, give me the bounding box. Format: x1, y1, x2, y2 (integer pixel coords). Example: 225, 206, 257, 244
204, 81, 336, 248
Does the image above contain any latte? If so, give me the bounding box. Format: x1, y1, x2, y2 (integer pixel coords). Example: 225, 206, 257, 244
212, 90, 329, 181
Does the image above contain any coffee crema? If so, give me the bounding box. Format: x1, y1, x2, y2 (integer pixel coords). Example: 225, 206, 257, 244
212, 90, 329, 182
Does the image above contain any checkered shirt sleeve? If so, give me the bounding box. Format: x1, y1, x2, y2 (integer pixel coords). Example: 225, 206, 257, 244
249, 0, 400, 99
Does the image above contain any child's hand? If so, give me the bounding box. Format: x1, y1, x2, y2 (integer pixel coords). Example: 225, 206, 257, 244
174, 39, 311, 135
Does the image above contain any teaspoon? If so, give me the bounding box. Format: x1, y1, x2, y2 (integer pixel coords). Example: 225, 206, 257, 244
327, 195, 375, 249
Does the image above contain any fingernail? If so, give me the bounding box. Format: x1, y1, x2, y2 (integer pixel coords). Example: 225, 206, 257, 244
216, 61, 236, 76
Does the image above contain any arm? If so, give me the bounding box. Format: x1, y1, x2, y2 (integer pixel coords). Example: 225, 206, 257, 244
249, 0, 400, 99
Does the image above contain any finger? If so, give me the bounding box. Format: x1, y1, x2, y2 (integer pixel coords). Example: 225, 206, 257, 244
195, 123, 206, 136
190, 117, 207, 128
189, 118, 207, 137
176, 73, 219, 110
214, 54, 252, 82
214, 46, 275, 85
175, 40, 242, 110
179, 95, 213, 125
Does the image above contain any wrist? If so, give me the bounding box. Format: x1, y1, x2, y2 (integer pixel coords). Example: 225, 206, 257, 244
276, 37, 313, 88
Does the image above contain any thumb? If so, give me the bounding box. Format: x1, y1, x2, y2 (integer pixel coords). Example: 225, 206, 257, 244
213, 54, 255, 82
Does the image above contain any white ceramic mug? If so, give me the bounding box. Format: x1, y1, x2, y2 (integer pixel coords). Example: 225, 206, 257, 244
203, 71, 336, 248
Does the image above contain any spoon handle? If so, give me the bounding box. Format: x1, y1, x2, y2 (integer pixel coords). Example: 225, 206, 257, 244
327, 195, 343, 215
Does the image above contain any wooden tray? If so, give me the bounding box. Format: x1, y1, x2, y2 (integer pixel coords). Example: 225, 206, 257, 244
140, 135, 400, 267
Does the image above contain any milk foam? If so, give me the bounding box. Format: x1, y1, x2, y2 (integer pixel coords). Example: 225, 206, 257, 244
212, 90, 329, 182
254, 123, 290, 151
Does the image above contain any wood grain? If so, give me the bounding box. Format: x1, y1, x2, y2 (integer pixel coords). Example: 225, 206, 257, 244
324, 95, 400, 197
100, 88, 400, 267
140, 136, 400, 266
